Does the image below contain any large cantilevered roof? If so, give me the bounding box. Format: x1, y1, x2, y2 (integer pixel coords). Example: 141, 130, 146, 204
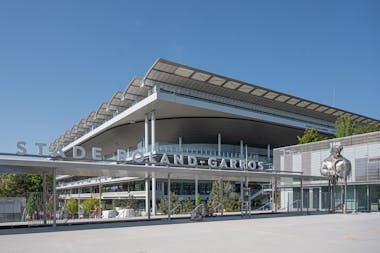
49, 58, 380, 152
144, 59, 380, 126
49, 77, 147, 151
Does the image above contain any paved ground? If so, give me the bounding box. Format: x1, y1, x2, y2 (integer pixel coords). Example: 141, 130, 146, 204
0, 213, 379, 253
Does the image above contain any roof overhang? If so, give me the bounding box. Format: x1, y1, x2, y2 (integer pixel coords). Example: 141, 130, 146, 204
0, 154, 326, 182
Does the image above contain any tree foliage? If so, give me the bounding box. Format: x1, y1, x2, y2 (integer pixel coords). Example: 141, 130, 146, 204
158, 192, 181, 214
354, 123, 380, 135
0, 174, 52, 197
81, 198, 99, 216
207, 180, 241, 212
197, 193, 202, 206
335, 115, 356, 138
25, 193, 43, 219
120, 195, 138, 210
335, 115, 380, 138
297, 129, 327, 144
65, 198, 78, 218
182, 197, 195, 213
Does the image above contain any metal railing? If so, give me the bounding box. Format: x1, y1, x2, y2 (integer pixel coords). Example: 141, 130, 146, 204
253, 201, 271, 211
170, 204, 182, 214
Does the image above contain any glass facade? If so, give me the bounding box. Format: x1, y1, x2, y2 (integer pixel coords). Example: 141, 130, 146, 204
275, 131, 380, 212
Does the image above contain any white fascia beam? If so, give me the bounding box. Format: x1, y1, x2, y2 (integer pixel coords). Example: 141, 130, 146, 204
62, 93, 158, 152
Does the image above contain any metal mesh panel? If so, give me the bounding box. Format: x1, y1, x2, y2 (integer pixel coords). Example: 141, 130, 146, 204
274, 131, 380, 183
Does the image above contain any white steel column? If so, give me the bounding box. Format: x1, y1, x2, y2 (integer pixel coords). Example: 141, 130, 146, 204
151, 111, 156, 216
240, 140, 244, 158
300, 177, 303, 213
168, 174, 171, 222
267, 144, 271, 161
319, 187, 322, 210
152, 177, 156, 215
240, 140, 244, 200
195, 176, 198, 206
52, 168, 57, 227
42, 174, 47, 225
354, 185, 357, 212
144, 114, 149, 153
218, 133, 221, 156
78, 188, 81, 218
99, 178, 102, 215
240, 180, 244, 200
179, 137, 182, 152
145, 177, 150, 219
151, 111, 156, 153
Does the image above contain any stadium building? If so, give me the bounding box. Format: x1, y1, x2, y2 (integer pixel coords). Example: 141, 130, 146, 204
45, 59, 380, 215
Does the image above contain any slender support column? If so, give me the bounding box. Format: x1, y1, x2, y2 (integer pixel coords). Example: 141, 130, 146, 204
144, 114, 149, 153
300, 177, 303, 213
52, 168, 57, 227
353, 185, 357, 212
99, 178, 102, 216
271, 176, 278, 212
240, 140, 244, 159
344, 180, 347, 214
179, 137, 182, 152
267, 144, 271, 161
219, 178, 224, 216
43, 174, 47, 225
240, 140, 244, 196
195, 176, 198, 206
240, 179, 244, 200
274, 176, 278, 213
152, 177, 156, 216
151, 111, 156, 153
309, 189, 313, 210
78, 188, 81, 218
217, 133, 221, 156
145, 177, 150, 220
168, 174, 171, 222
366, 184, 370, 211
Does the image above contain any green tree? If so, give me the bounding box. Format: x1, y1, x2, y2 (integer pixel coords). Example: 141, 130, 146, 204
335, 115, 356, 138
334, 115, 379, 137
182, 197, 195, 213
354, 124, 380, 135
0, 174, 52, 197
197, 193, 202, 206
25, 193, 43, 220
65, 198, 78, 218
297, 129, 327, 144
158, 192, 181, 214
81, 198, 99, 217
207, 180, 241, 212
207, 180, 231, 210
225, 193, 241, 212
120, 195, 138, 210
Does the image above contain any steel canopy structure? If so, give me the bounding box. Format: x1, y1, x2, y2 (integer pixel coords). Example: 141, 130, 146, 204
49, 58, 380, 152
0, 154, 325, 182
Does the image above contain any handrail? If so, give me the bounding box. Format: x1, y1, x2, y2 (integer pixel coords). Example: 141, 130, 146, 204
253, 201, 271, 211
191, 203, 204, 214
170, 204, 182, 214
190, 204, 205, 220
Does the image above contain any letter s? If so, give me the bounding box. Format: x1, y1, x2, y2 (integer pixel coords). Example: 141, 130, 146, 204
16, 141, 27, 155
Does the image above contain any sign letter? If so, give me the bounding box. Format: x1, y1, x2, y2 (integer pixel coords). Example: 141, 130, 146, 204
16, 141, 27, 155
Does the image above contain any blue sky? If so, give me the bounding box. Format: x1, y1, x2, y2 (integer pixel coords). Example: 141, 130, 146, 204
0, 0, 379, 153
